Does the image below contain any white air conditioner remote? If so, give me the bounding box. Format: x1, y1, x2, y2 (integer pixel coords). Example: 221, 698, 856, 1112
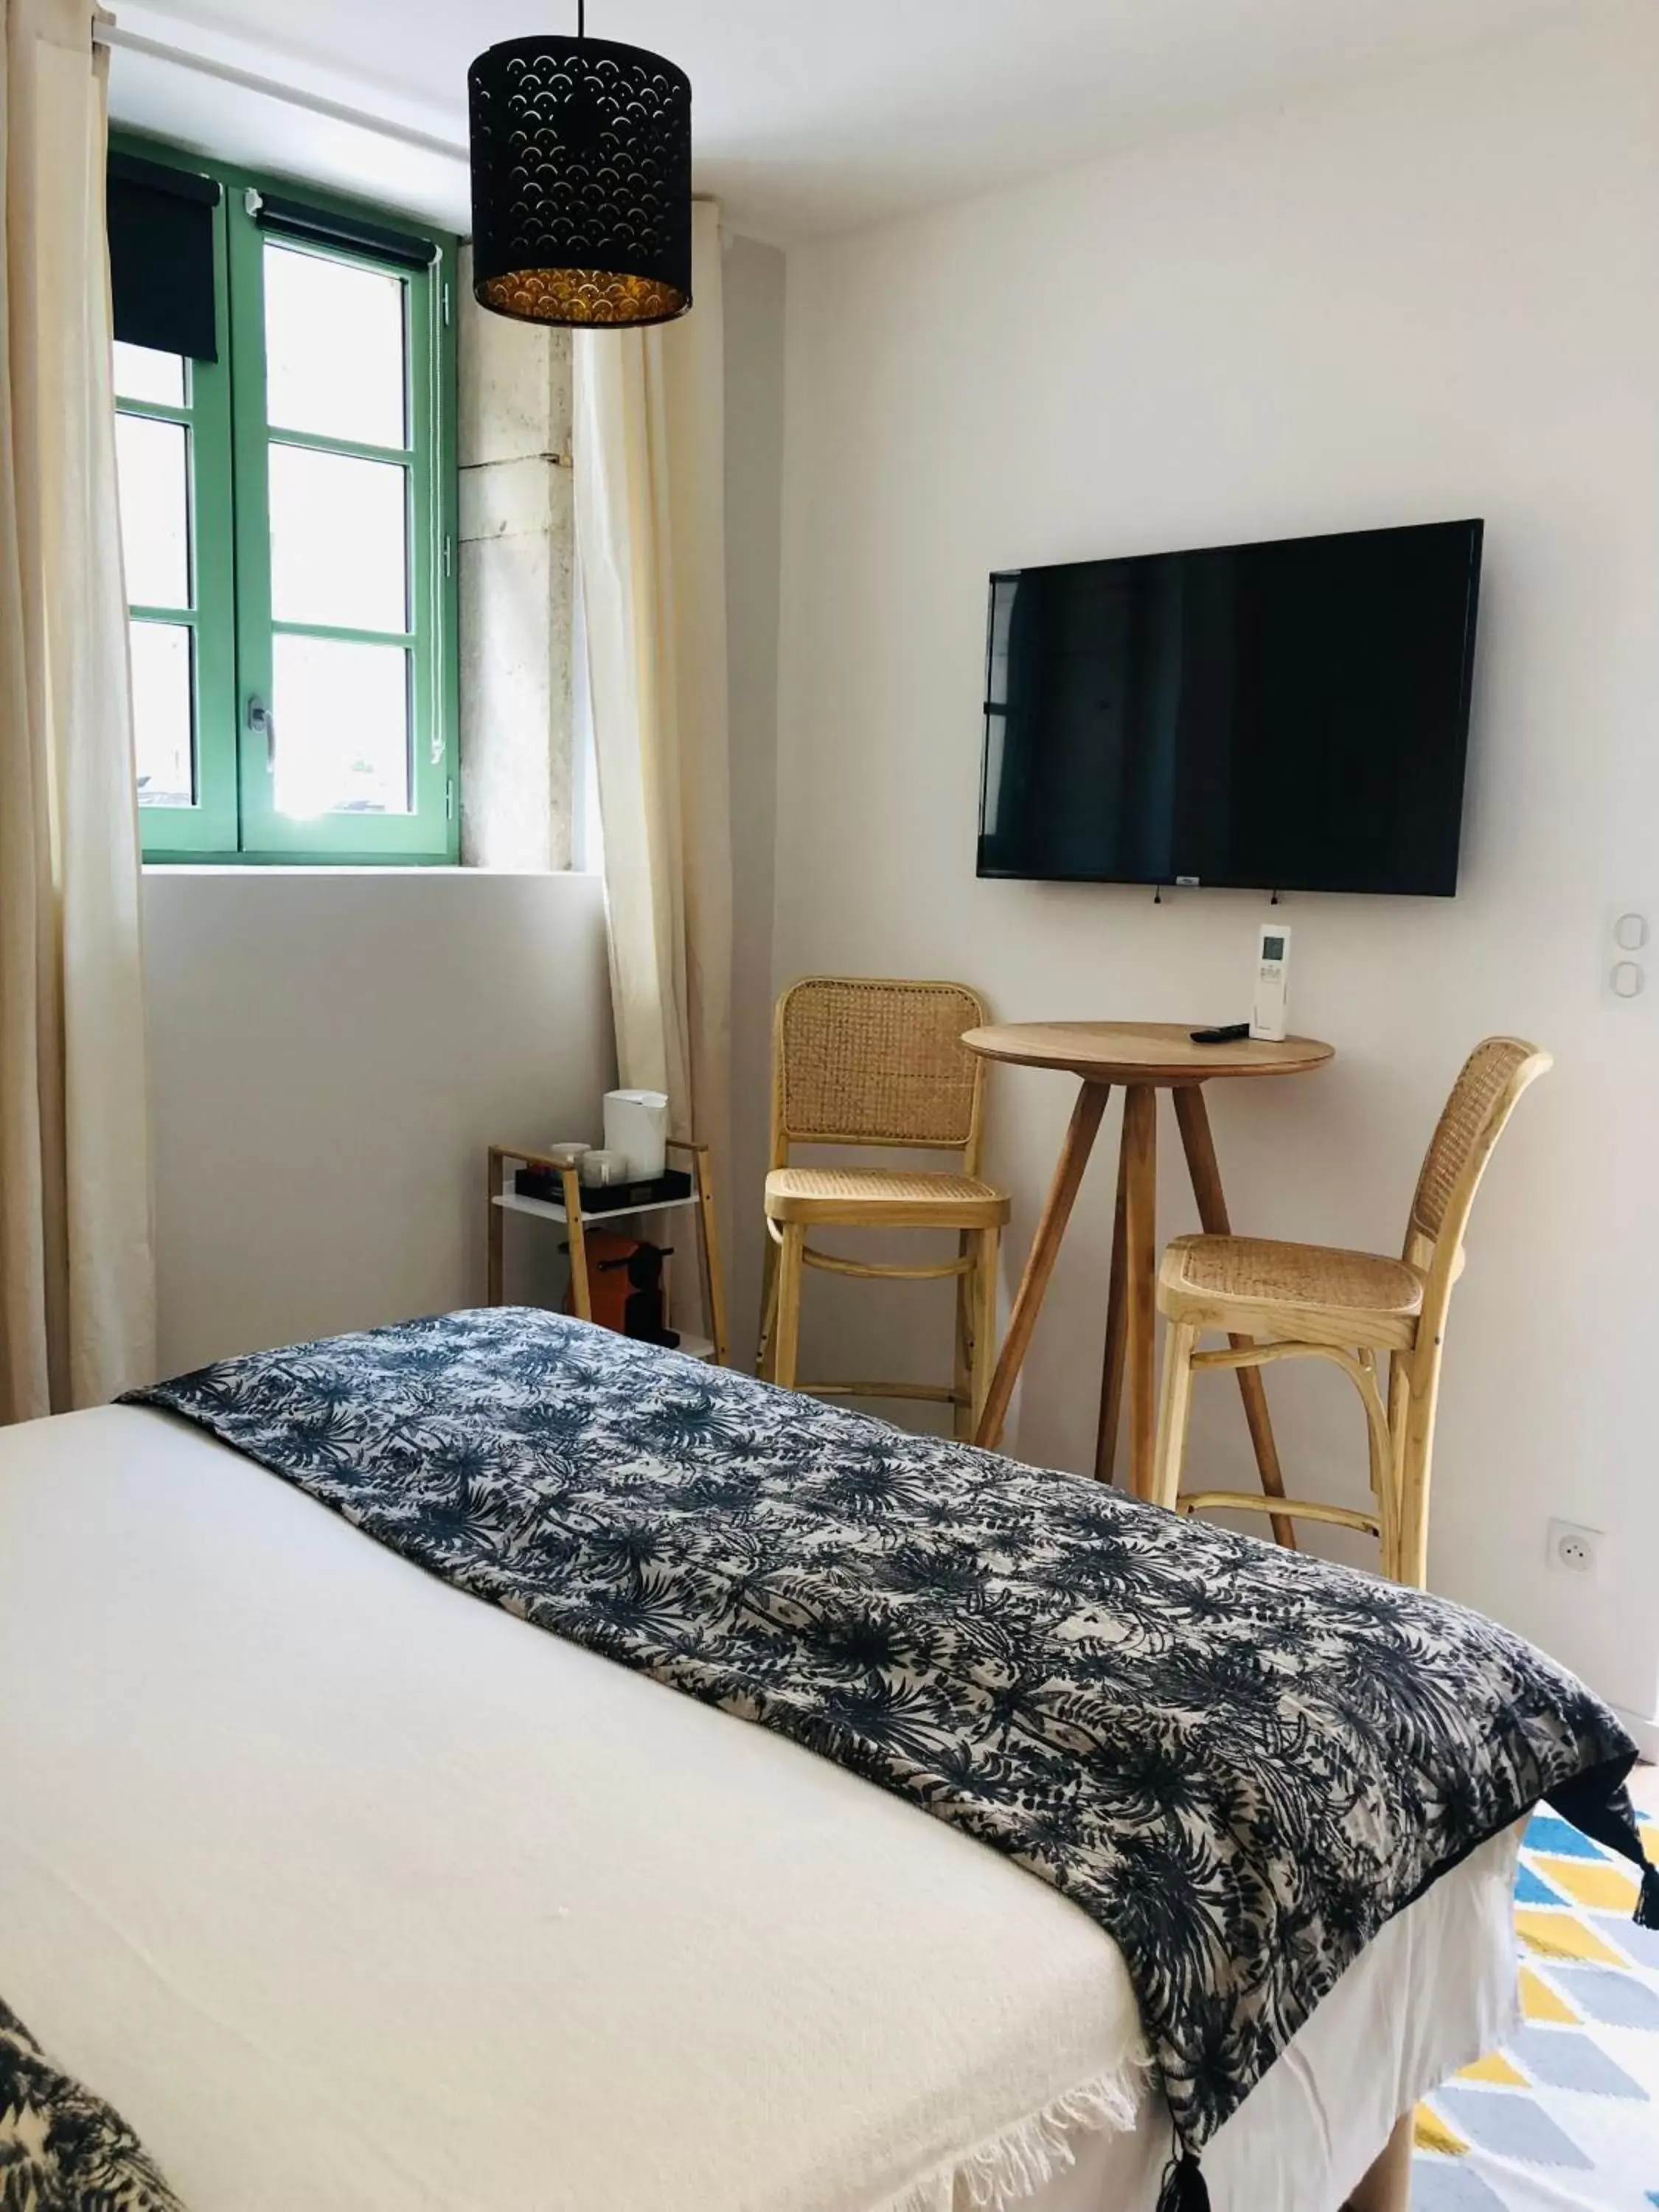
1251, 922, 1291, 1042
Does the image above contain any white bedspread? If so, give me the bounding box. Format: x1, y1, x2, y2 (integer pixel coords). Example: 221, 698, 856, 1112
0, 1406, 1519, 2212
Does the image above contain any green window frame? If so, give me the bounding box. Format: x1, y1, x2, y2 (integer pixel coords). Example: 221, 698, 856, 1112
115, 135, 459, 865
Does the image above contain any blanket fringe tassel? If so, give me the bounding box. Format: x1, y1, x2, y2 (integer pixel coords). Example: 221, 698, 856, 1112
878, 2059, 1147, 2212
1155, 2150, 1211, 2212
1547, 1764, 1658, 1931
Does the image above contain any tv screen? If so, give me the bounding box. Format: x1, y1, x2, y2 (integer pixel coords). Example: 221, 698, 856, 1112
978, 518, 1483, 895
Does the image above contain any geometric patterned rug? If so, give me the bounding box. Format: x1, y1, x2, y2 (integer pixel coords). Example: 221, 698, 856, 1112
1413, 1805, 1659, 2210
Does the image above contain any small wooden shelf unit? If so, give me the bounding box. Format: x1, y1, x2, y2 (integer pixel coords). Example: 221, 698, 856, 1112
485, 1138, 729, 1366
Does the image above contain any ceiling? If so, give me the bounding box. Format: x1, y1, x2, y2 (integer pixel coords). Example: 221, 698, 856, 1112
108, 0, 1588, 243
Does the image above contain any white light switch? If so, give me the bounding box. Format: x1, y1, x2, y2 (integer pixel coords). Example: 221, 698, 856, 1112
1614, 912, 1649, 952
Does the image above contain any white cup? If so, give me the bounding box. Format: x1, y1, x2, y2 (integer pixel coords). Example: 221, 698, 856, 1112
580, 1149, 631, 1189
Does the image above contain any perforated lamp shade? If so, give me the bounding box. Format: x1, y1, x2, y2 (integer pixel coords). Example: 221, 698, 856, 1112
467, 35, 692, 328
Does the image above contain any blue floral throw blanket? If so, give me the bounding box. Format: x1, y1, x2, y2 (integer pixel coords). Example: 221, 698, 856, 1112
0, 2000, 183, 2212
130, 1310, 1649, 2211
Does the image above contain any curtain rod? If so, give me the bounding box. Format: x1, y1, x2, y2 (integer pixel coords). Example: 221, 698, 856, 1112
92, 21, 470, 163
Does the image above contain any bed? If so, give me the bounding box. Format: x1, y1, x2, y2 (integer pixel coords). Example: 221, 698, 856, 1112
0, 1324, 1630, 2212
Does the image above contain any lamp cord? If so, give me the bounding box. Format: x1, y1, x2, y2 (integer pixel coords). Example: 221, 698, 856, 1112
577, 0, 585, 33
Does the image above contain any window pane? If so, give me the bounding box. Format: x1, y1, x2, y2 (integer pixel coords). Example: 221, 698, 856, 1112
268, 444, 408, 634
114, 341, 186, 408
130, 622, 194, 807
264, 243, 407, 448
273, 635, 411, 817
116, 413, 191, 610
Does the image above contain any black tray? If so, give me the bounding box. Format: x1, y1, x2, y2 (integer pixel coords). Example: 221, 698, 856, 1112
515, 1164, 694, 1215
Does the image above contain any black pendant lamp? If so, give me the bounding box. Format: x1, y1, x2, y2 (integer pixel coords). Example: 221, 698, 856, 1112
467, 1, 692, 328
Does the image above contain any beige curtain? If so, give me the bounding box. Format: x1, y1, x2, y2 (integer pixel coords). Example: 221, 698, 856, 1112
573, 203, 732, 1180
0, 0, 154, 1419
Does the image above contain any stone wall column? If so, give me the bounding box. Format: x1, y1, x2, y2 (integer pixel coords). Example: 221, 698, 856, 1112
456, 245, 576, 870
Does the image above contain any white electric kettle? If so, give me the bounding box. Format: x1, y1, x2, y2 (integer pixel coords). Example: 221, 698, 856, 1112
603, 1089, 669, 1181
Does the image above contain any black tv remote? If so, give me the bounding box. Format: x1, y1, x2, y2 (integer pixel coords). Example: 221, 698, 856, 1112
1189, 1022, 1251, 1045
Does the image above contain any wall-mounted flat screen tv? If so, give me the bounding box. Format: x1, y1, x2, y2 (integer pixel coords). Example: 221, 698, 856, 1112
978, 518, 1483, 895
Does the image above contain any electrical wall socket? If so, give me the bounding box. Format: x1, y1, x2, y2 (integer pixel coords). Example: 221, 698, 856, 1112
1546, 1519, 1602, 1576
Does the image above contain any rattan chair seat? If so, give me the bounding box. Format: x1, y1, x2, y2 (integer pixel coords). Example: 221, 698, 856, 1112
1163, 1234, 1425, 1321
765, 1165, 1011, 1227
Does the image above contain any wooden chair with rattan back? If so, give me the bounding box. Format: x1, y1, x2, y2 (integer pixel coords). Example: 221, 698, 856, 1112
1150, 1037, 1552, 1587
757, 977, 1012, 1433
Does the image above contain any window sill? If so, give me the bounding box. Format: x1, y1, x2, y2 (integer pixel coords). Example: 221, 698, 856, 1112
142, 863, 602, 880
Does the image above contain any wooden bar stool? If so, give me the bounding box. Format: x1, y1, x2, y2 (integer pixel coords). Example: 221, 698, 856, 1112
1150, 1037, 1551, 1587
757, 978, 1012, 1434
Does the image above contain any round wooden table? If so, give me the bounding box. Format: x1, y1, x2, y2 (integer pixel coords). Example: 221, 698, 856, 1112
962, 1022, 1335, 1517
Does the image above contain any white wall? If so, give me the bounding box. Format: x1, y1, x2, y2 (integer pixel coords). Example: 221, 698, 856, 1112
773, 6, 1659, 1735
145, 870, 613, 1374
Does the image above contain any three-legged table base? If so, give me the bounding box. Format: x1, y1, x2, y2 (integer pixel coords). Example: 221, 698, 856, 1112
973, 1079, 1295, 1534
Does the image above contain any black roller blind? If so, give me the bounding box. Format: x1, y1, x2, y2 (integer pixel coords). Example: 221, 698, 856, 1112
250, 191, 437, 271
107, 152, 220, 361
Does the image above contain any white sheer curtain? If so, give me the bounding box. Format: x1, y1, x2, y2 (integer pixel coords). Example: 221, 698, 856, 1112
572, 203, 732, 1180
0, 0, 154, 1419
